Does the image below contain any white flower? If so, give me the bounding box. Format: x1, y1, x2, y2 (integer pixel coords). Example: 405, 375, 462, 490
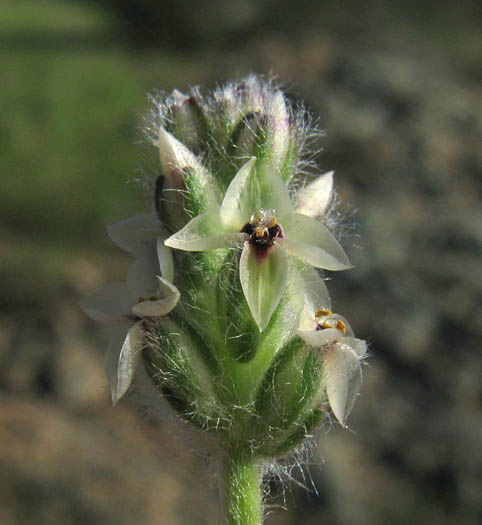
165, 157, 351, 331
81, 215, 179, 404
297, 268, 366, 426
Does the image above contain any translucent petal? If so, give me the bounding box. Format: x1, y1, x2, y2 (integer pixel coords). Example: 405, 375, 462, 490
165, 210, 247, 251
104, 323, 144, 405
295, 172, 334, 218
127, 249, 160, 298
297, 327, 341, 346
80, 283, 133, 324
220, 157, 259, 229
131, 277, 180, 318
157, 236, 174, 283
239, 243, 288, 331
342, 337, 367, 358
324, 343, 362, 426
107, 214, 159, 255
280, 214, 351, 271
156, 275, 180, 301
298, 265, 331, 322
258, 164, 293, 222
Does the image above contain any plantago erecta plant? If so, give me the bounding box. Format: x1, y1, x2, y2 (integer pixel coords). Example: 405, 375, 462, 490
82, 76, 366, 525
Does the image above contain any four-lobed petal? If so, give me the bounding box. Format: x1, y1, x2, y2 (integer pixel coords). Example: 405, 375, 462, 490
165, 157, 351, 331
82, 214, 180, 404
296, 281, 366, 426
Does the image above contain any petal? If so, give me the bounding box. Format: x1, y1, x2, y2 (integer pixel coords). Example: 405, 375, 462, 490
157, 235, 174, 283
156, 275, 180, 301
295, 172, 334, 218
80, 283, 133, 323
324, 343, 362, 426
107, 214, 159, 255
131, 277, 180, 317
104, 323, 144, 405
342, 337, 367, 358
281, 214, 352, 271
127, 251, 159, 298
165, 209, 247, 251
220, 157, 260, 229
258, 164, 293, 222
297, 327, 341, 346
239, 243, 288, 331
299, 265, 331, 314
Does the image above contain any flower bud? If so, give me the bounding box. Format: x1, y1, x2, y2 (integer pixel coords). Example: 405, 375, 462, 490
157, 127, 221, 229
170, 89, 208, 153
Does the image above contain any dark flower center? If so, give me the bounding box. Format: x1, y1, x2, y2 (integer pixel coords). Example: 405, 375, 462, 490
240, 211, 283, 260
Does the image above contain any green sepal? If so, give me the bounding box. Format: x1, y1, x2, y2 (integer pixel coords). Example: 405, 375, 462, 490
254, 336, 307, 426
183, 167, 211, 217
250, 334, 323, 456
143, 315, 223, 426
257, 407, 325, 458
280, 134, 299, 184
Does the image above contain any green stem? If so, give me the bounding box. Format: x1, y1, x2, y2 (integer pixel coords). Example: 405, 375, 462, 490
223, 446, 264, 525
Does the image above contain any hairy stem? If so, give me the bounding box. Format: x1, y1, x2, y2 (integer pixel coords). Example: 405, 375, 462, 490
223, 446, 264, 525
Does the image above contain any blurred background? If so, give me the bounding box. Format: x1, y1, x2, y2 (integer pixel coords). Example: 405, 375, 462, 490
1, 0, 481, 523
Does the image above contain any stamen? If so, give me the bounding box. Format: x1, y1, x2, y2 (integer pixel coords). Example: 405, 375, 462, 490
315, 308, 347, 334
315, 308, 332, 318
240, 209, 283, 256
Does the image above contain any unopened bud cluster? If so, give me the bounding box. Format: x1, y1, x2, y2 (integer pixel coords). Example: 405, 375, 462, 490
82, 76, 366, 460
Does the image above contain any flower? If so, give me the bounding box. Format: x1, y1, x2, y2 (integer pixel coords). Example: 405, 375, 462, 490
81, 215, 179, 404
297, 268, 366, 426
164, 157, 351, 331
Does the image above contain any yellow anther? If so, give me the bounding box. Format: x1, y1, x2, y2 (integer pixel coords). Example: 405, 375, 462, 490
335, 318, 347, 334
315, 308, 347, 334
315, 308, 333, 319
250, 210, 277, 231
254, 226, 268, 237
